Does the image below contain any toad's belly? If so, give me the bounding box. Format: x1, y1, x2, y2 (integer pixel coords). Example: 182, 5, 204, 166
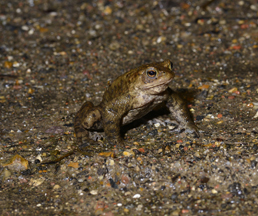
121, 94, 167, 125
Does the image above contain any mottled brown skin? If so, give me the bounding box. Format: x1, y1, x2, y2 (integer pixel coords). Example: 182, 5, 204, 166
74, 60, 199, 147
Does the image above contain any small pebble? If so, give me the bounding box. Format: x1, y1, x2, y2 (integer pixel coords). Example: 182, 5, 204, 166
53, 185, 61, 190
90, 190, 98, 195
212, 189, 218, 194
133, 194, 141, 199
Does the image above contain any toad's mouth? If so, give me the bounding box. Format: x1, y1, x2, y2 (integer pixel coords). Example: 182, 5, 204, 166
142, 77, 173, 90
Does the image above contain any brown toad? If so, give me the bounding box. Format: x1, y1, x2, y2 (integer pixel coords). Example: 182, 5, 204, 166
74, 60, 199, 147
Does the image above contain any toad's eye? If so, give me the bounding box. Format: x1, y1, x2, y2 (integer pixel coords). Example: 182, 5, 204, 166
169, 62, 173, 70
147, 70, 157, 78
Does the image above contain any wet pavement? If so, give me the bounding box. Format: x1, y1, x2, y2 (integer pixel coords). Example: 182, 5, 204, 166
1, 0, 258, 215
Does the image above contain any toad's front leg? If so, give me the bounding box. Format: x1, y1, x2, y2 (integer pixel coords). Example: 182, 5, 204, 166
166, 89, 200, 137
102, 108, 125, 147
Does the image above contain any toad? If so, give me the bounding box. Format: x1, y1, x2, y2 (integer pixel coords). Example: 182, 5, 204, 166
74, 60, 199, 147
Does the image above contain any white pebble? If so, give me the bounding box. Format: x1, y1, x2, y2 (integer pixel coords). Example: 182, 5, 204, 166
168, 125, 176, 130
28, 29, 34, 35
133, 194, 141, 198
22, 25, 29, 31
13, 62, 20, 67
212, 189, 218, 194
251, 5, 257, 11
90, 190, 98, 195
154, 123, 160, 128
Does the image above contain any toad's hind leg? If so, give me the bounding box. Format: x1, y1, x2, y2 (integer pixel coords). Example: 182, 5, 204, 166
74, 101, 102, 143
